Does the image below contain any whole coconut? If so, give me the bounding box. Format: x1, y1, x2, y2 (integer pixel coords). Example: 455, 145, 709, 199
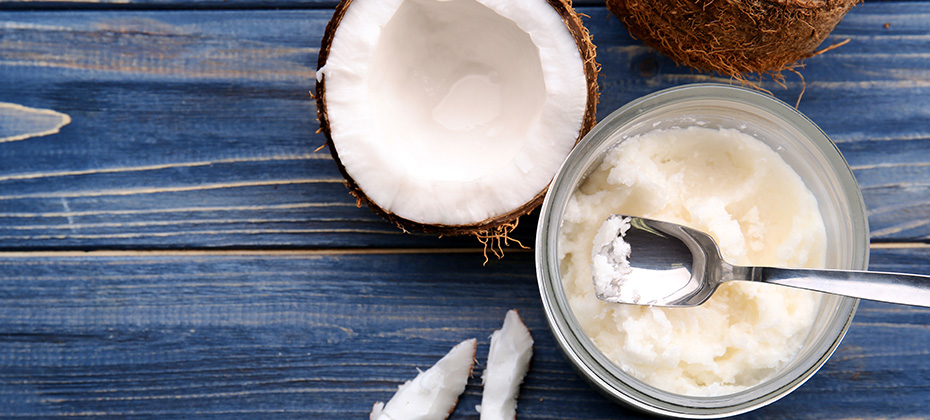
607, 0, 860, 79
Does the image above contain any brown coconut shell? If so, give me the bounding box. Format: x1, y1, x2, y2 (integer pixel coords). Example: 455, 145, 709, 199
315, 0, 599, 237
606, 0, 859, 79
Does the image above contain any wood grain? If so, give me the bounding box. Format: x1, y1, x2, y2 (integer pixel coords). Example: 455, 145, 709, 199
0, 1, 643, 12
0, 248, 927, 419
0, 0, 907, 11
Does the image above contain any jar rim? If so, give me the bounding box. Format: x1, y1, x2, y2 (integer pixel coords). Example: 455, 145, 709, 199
535, 83, 869, 418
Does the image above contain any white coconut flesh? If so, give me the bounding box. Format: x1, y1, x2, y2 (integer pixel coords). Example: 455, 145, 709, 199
477, 309, 534, 419
370, 338, 477, 420
319, 0, 588, 226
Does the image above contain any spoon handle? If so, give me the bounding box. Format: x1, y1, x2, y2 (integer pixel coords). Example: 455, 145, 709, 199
755, 267, 930, 307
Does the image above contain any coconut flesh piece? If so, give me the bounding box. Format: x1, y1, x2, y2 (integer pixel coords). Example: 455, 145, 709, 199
370, 338, 477, 420
317, 0, 595, 234
477, 310, 534, 420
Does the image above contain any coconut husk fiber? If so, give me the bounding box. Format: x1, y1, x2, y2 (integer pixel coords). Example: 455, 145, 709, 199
607, 0, 860, 80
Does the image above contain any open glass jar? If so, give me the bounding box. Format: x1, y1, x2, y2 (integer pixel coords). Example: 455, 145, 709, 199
535, 83, 869, 418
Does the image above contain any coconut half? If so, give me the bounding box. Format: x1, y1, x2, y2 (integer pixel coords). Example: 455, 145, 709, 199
317, 0, 598, 235
607, 0, 859, 79
370, 338, 477, 420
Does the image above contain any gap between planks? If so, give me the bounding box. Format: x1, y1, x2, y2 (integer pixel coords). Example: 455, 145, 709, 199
0, 247, 534, 258
0, 243, 923, 258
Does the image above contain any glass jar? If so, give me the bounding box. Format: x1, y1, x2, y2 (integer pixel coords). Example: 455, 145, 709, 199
535, 83, 869, 418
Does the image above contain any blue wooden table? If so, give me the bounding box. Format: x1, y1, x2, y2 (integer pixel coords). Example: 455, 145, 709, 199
1, 1, 929, 418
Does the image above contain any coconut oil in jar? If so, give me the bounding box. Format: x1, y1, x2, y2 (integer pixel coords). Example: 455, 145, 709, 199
558, 125, 827, 396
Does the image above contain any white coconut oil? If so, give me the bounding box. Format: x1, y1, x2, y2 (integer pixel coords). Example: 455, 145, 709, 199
558, 125, 827, 396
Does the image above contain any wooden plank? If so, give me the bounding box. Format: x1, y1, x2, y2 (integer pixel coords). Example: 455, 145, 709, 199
0, 4, 929, 251
0, 0, 904, 11
0, 0, 338, 10
0, 247, 927, 419
0, 10, 454, 250
0, 0, 639, 11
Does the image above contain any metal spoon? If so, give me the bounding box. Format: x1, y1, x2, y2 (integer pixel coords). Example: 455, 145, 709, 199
592, 215, 930, 307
